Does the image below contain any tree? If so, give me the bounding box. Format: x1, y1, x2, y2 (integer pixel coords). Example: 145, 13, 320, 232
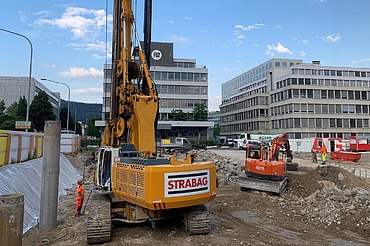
213, 125, 220, 136
85, 118, 101, 138
5, 101, 19, 117
170, 109, 187, 121
192, 103, 208, 121
0, 100, 5, 114
60, 107, 73, 131
29, 91, 56, 131
17, 96, 27, 120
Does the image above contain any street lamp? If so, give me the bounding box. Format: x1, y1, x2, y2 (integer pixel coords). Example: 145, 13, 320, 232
40, 78, 71, 133
0, 28, 33, 127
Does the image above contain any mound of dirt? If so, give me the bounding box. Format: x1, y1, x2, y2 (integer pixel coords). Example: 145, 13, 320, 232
288, 166, 370, 198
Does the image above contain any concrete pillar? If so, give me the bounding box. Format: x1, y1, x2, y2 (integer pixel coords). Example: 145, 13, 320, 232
0, 194, 24, 246
39, 121, 61, 229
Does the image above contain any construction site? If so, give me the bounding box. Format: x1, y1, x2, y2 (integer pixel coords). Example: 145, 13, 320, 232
16, 147, 369, 246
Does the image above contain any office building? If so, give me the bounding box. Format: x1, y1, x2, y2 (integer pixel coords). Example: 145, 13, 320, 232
98, 41, 213, 140
0, 76, 60, 117
219, 59, 370, 140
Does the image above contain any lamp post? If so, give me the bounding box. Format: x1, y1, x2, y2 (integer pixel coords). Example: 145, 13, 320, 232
0, 28, 33, 127
40, 78, 70, 133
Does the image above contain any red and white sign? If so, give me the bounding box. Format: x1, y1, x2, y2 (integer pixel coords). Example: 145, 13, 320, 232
164, 170, 210, 198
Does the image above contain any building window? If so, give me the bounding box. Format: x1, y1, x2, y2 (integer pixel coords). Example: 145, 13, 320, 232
363, 105, 369, 113
343, 119, 349, 127
343, 104, 348, 113
294, 118, 301, 127
321, 90, 327, 99
337, 70, 342, 76
330, 119, 336, 127
336, 104, 342, 113
316, 118, 322, 127
315, 104, 322, 113
349, 105, 355, 113
308, 104, 314, 112
364, 119, 369, 127
335, 90, 341, 99
350, 119, 356, 127
302, 118, 308, 127
357, 119, 363, 128
348, 91, 354, 100
329, 104, 335, 113
337, 119, 342, 127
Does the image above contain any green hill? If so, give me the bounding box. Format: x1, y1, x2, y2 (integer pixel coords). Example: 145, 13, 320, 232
61, 100, 102, 123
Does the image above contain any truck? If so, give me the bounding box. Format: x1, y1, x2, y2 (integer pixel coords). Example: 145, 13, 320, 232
88, 0, 217, 244
157, 137, 193, 153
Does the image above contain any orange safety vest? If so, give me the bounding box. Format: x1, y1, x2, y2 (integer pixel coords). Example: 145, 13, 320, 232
77, 185, 85, 198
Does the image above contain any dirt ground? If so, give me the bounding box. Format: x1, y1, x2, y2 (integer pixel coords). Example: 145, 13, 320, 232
22, 149, 370, 246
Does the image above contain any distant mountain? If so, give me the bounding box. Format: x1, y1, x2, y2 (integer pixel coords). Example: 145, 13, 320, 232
61, 100, 102, 124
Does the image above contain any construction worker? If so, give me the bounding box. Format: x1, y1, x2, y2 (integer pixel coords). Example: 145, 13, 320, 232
321, 148, 327, 166
75, 179, 85, 216
311, 147, 317, 163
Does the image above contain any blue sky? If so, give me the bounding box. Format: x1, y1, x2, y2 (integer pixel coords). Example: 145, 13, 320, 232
1, 0, 369, 112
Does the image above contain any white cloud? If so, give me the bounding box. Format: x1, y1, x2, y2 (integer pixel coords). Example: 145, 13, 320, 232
294, 38, 309, 44
59, 67, 103, 78
184, 17, 192, 20
169, 35, 189, 43
93, 53, 112, 60
68, 40, 109, 53
237, 35, 245, 40
253, 43, 260, 47
33, 7, 112, 41
34, 10, 53, 17
266, 42, 293, 56
300, 51, 306, 57
275, 25, 282, 29
235, 23, 264, 31
324, 33, 342, 42
352, 58, 370, 64
72, 88, 103, 95
43, 63, 57, 68
18, 11, 27, 21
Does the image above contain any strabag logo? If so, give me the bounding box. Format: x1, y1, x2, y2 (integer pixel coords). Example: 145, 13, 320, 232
164, 170, 210, 198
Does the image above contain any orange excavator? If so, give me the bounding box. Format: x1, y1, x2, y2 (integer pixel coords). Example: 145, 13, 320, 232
239, 133, 297, 195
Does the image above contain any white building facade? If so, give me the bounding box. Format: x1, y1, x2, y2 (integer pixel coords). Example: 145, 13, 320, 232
220, 59, 370, 140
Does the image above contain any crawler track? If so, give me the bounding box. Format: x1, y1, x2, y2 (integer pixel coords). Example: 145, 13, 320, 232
86, 192, 111, 244
183, 204, 211, 235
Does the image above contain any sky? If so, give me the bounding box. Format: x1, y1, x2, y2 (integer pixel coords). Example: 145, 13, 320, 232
1, 0, 370, 112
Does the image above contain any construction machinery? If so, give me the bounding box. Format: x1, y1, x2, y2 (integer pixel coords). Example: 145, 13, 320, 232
239, 133, 296, 195
87, 0, 217, 244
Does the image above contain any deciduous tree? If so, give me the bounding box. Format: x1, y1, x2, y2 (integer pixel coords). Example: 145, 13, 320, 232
29, 91, 56, 131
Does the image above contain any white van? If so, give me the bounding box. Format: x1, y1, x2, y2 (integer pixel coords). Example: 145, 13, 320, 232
241, 140, 262, 150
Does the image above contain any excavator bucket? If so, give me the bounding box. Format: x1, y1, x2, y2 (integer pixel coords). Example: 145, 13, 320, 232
239, 174, 288, 196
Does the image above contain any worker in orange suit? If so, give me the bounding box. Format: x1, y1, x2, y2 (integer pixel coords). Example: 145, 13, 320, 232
75, 179, 85, 216
321, 147, 327, 166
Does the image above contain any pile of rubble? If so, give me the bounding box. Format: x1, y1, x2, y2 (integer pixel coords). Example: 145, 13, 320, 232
293, 181, 370, 228
191, 149, 244, 185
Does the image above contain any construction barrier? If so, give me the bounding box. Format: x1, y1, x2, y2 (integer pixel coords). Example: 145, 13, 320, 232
0, 130, 81, 166
0, 130, 43, 166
